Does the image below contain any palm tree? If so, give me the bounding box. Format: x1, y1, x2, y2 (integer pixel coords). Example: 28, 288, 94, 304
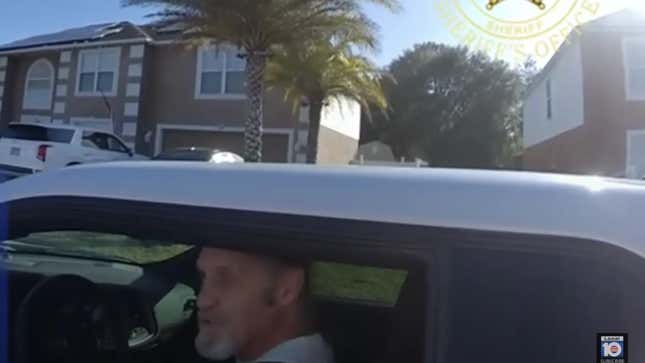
266, 38, 388, 163
124, 0, 399, 162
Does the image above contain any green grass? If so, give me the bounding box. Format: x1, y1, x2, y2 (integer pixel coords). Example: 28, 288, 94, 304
72, 244, 193, 264
17, 232, 409, 305
311, 262, 408, 306
18, 231, 192, 264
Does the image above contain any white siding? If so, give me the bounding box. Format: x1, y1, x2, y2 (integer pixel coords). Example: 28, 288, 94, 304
129, 44, 145, 59
70, 117, 114, 132
126, 83, 141, 97
626, 130, 645, 178
523, 40, 584, 148
128, 64, 142, 78
53, 102, 65, 114
122, 122, 137, 137
623, 37, 645, 101
59, 51, 71, 63
319, 97, 361, 140
297, 130, 308, 148
57, 67, 69, 80
124, 102, 139, 117
56, 84, 67, 97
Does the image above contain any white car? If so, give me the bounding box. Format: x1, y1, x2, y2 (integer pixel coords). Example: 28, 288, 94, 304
0, 122, 145, 178
1, 164, 643, 363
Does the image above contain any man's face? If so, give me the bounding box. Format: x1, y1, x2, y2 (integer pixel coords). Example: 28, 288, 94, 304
194, 248, 281, 360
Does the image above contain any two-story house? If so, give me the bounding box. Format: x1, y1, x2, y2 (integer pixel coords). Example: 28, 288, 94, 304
0, 22, 361, 163
523, 10, 645, 178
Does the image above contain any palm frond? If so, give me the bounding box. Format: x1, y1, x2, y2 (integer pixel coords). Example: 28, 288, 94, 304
124, 0, 398, 52
266, 36, 389, 121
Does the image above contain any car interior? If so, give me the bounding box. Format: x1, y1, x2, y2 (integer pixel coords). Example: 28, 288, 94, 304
4, 231, 428, 363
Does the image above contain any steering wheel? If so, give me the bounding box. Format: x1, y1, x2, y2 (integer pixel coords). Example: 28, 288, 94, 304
14, 275, 130, 363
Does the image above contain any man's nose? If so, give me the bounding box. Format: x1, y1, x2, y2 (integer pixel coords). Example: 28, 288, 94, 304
197, 285, 219, 311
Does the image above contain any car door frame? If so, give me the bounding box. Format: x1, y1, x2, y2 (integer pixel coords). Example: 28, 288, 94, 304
4, 195, 645, 363
4, 195, 435, 362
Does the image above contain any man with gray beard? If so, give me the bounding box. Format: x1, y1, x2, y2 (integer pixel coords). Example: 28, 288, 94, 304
195, 248, 334, 363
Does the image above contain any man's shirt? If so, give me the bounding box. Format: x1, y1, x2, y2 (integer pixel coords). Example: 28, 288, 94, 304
239, 333, 334, 363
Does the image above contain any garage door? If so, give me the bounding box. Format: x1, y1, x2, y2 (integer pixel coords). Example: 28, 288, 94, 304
161, 129, 290, 163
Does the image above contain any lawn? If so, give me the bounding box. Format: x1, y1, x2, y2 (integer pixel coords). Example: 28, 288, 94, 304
311, 262, 408, 306
16, 231, 408, 305
17, 231, 191, 264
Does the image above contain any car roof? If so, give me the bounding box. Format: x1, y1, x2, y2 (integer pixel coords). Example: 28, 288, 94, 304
2, 162, 645, 258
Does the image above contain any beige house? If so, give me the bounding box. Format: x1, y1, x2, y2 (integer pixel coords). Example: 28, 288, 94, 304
351, 141, 428, 167
0, 22, 360, 163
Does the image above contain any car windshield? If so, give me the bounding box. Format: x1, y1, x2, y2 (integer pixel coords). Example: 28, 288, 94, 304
155, 149, 214, 161
4, 231, 192, 264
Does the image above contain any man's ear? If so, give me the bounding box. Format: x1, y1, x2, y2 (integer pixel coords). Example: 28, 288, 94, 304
274, 268, 305, 307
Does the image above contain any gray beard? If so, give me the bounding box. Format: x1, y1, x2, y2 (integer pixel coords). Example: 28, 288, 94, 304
195, 330, 237, 361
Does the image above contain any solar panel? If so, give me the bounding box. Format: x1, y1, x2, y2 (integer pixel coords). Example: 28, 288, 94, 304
0, 22, 123, 51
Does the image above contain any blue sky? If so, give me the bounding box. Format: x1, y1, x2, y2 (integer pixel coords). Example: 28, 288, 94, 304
0, 0, 637, 67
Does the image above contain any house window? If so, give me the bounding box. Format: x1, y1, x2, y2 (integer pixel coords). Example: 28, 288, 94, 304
76, 48, 120, 96
195, 45, 246, 99
546, 79, 552, 120
23, 59, 54, 110
623, 38, 645, 100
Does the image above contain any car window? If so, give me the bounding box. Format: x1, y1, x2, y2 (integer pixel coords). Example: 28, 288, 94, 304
155, 149, 213, 161
82, 131, 109, 150
3, 124, 74, 143
106, 135, 129, 153
311, 262, 408, 306
5, 230, 408, 303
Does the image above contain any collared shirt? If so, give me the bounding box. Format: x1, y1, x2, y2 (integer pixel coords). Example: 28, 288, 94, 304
238, 333, 334, 363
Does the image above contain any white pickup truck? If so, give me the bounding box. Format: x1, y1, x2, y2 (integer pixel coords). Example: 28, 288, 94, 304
0, 122, 145, 179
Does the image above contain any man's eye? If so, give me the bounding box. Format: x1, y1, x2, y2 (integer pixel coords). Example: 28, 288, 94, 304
213, 274, 228, 286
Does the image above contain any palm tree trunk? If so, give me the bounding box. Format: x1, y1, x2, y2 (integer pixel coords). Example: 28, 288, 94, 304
306, 100, 324, 164
244, 52, 268, 162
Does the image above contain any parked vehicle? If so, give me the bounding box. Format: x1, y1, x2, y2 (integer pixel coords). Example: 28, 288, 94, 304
0, 122, 146, 179
1, 163, 643, 363
154, 147, 244, 163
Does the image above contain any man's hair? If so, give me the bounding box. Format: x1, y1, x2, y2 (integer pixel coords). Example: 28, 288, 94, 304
259, 255, 316, 330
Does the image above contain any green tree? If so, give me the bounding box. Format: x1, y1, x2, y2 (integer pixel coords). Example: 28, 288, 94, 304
515, 56, 539, 144
367, 42, 524, 168
266, 38, 388, 163
124, 0, 398, 162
